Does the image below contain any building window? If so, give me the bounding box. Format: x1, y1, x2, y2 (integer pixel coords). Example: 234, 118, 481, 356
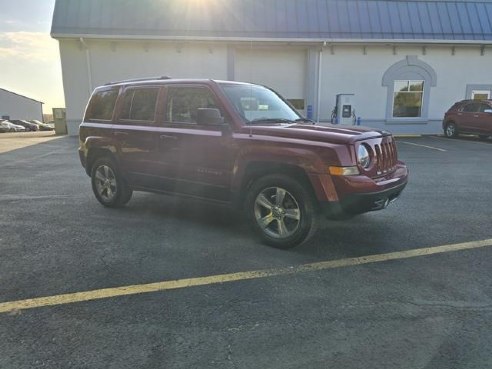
287, 99, 305, 111
466, 85, 492, 100
471, 90, 490, 100
392, 80, 424, 118
382, 56, 437, 123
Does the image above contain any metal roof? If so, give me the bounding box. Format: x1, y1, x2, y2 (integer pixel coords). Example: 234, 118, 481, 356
51, 0, 492, 42
0, 88, 44, 104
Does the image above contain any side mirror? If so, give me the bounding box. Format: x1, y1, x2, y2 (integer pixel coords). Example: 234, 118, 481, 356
484, 109, 492, 114
196, 108, 224, 125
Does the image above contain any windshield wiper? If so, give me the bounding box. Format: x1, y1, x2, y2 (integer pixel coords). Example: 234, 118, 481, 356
294, 118, 316, 125
248, 118, 294, 125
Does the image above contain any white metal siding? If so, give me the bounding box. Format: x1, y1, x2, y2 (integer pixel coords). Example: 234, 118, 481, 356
0, 89, 43, 121
60, 39, 229, 135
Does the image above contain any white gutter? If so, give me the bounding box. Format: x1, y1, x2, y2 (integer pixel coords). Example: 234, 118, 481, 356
316, 42, 325, 124
79, 38, 93, 96
52, 33, 492, 46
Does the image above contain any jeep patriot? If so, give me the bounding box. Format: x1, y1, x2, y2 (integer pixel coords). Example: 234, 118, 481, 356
79, 77, 408, 248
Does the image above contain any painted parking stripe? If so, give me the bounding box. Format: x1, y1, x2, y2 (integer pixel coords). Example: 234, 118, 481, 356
399, 141, 447, 152
1, 238, 492, 314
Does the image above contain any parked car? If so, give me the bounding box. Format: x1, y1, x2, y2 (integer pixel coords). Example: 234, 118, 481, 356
79, 78, 408, 249
0, 120, 26, 132
443, 99, 492, 139
9, 120, 39, 132
29, 120, 54, 131
0, 122, 8, 133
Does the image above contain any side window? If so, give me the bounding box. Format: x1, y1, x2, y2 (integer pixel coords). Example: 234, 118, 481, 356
85, 88, 119, 122
166, 86, 219, 124
462, 103, 479, 113
120, 88, 159, 122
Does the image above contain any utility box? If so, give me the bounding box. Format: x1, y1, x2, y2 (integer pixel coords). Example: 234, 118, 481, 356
335, 94, 355, 125
52, 108, 67, 135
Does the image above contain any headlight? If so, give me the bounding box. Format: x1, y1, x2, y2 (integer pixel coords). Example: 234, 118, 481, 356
357, 144, 371, 169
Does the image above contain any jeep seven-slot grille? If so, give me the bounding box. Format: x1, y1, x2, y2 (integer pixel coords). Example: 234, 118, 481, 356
373, 140, 397, 175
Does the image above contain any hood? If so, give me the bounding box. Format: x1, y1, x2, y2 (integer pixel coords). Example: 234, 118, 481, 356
240, 123, 390, 145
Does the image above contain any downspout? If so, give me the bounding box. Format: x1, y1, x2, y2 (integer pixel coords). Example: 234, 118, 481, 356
79, 38, 93, 96
316, 42, 325, 123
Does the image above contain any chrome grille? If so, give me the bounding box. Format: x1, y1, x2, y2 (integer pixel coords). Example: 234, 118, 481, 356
373, 140, 397, 175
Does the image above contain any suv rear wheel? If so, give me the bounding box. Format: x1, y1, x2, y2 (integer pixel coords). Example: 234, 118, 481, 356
444, 122, 458, 138
245, 174, 319, 249
91, 157, 133, 207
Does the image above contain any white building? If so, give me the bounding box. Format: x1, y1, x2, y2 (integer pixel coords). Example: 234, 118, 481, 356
51, 0, 492, 136
0, 88, 43, 121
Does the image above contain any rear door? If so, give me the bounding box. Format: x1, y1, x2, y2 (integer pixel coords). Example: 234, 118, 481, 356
112, 86, 164, 187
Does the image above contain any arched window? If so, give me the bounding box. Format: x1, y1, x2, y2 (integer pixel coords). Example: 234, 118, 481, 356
382, 56, 437, 122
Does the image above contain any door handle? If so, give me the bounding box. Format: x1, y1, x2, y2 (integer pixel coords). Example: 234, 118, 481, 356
160, 134, 178, 141
473, 115, 479, 118
113, 131, 128, 137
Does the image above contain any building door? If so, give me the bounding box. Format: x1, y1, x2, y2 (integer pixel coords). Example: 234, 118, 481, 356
235, 48, 307, 116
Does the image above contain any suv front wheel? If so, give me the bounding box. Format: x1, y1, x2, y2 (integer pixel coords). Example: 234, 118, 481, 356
91, 157, 133, 207
245, 174, 319, 249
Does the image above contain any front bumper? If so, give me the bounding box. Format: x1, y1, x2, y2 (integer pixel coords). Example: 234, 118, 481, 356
320, 180, 407, 219
318, 163, 408, 219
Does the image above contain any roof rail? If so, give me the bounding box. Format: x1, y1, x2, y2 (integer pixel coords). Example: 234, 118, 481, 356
104, 76, 172, 85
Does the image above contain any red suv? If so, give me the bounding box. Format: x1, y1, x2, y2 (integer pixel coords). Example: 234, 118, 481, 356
443, 100, 492, 139
79, 78, 408, 248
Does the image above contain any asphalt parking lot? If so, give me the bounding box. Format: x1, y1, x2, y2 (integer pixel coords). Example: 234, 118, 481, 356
1, 133, 492, 369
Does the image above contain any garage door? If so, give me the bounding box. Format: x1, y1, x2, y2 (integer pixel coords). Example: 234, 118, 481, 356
235, 47, 307, 115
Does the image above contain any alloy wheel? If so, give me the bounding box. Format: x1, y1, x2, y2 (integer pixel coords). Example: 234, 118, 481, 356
94, 165, 118, 202
254, 186, 301, 239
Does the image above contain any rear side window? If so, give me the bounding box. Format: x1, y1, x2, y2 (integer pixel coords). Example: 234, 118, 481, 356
85, 88, 119, 121
120, 88, 159, 122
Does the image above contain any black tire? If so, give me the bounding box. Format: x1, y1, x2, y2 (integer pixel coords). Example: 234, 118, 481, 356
244, 174, 319, 249
478, 135, 489, 140
91, 157, 133, 208
444, 122, 458, 138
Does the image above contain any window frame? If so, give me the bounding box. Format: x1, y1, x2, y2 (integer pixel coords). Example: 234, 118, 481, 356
391, 80, 425, 118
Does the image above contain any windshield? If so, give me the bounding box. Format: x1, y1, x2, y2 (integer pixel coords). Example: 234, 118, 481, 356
220, 84, 301, 124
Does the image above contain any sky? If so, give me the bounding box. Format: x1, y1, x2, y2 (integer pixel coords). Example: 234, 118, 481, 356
0, 0, 64, 114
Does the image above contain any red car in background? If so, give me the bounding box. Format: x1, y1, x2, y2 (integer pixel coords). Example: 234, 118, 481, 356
443, 100, 492, 139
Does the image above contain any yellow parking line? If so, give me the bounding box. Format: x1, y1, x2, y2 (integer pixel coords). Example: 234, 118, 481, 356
1, 238, 492, 314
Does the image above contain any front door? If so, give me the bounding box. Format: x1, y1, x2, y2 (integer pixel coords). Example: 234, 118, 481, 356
458, 102, 481, 133
155, 85, 237, 202
475, 103, 492, 135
